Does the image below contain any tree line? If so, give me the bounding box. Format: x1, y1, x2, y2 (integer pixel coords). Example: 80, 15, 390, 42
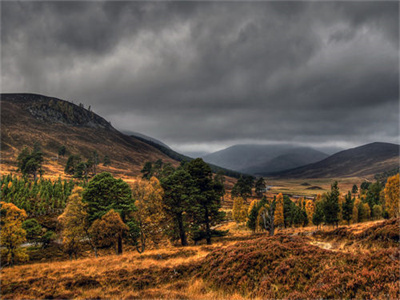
1, 158, 227, 265
231, 175, 399, 234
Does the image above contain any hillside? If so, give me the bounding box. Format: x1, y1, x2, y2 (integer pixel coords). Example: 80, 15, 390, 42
1, 219, 398, 299
202, 144, 328, 174
0, 93, 178, 180
271, 142, 400, 178
124, 130, 171, 149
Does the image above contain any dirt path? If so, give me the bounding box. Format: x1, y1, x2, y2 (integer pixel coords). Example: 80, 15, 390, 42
309, 240, 335, 251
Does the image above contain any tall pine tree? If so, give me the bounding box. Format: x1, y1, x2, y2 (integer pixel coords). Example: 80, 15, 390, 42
186, 158, 225, 245
342, 191, 354, 225
323, 181, 340, 227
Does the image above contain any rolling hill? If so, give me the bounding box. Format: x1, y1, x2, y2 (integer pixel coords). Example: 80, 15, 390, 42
0, 93, 243, 181
0, 93, 179, 180
270, 142, 400, 178
202, 144, 329, 174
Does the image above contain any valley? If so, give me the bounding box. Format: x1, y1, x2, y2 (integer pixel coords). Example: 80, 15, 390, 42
1, 93, 399, 300
2, 1, 399, 299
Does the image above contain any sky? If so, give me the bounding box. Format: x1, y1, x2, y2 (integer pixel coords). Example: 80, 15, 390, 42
1, 1, 399, 155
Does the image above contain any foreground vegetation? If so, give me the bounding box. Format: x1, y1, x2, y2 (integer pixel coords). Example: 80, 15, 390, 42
1, 219, 398, 299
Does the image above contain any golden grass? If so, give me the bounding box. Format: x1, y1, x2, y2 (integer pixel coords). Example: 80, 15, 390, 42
2, 220, 392, 299
266, 176, 371, 197
1, 237, 246, 299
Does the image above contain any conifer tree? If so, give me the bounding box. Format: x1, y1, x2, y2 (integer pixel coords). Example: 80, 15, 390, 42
22, 219, 42, 245
186, 158, 225, 245
64, 155, 81, 175
58, 145, 67, 157
255, 177, 266, 198
92, 151, 99, 175
283, 195, 294, 228
214, 171, 226, 202
342, 191, 354, 225
231, 176, 252, 200
323, 182, 340, 227
312, 201, 324, 229
83, 173, 135, 254
141, 162, 153, 179
161, 169, 194, 246
103, 155, 111, 166
352, 184, 358, 194
247, 199, 260, 232
17, 145, 44, 180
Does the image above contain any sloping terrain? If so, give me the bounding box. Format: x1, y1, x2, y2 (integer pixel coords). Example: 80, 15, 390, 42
0, 93, 178, 179
270, 142, 400, 178
202, 144, 329, 174
1, 219, 398, 299
314, 218, 399, 250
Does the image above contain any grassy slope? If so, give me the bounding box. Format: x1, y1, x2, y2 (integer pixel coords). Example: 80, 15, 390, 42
1, 219, 398, 299
265, 176, 369, 197
0, 94, 178, 180
272, 142, 400, 179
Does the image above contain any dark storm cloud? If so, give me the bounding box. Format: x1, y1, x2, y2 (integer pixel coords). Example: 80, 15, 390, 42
1, 1, 399, 153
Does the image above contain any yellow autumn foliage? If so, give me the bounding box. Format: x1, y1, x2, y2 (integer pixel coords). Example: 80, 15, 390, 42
384, 174, 400, 218
0, 201, 28, 265
274, 193, 284, 227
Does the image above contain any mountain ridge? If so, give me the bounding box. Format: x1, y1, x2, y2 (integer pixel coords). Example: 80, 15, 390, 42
270, 142, 400, 178
202, 144, 329, 174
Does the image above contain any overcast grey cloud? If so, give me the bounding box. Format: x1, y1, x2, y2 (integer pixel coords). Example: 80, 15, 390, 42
1, 1, 399, 154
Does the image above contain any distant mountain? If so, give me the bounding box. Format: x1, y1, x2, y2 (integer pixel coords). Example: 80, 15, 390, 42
271, 142, 400, 178
242, 149, 329, 175
202, 144, 329, 174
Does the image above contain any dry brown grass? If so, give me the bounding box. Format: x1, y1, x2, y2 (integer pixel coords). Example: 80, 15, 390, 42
2, 220, 396, 299
1, 238, 245, 299
266, 177, 370, 197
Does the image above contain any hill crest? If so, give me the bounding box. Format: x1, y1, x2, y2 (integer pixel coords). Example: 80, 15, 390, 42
271, 142, 400, 178
2, 93, 113, 130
